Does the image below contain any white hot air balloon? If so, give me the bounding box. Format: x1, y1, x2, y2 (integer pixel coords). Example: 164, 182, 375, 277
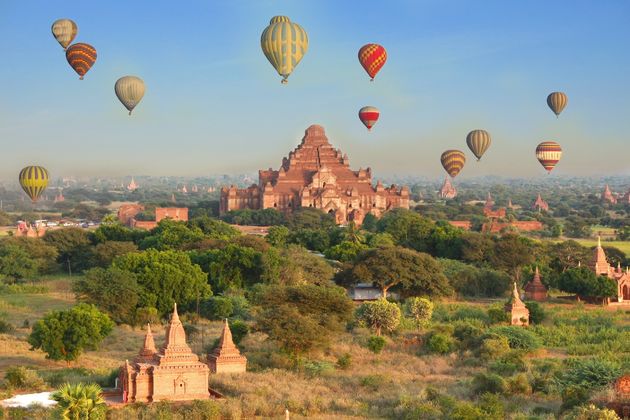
114, 76, 145, 115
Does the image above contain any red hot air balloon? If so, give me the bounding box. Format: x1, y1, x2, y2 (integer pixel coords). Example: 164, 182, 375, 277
358, 106, 380, 131
65, 43, 97, 80
535, 141, 562, 173
358, 44, 387, 81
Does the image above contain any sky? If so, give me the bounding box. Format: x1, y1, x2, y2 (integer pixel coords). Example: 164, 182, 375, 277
0, 0, 629, 182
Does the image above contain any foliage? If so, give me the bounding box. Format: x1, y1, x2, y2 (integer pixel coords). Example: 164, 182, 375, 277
285, 208, 336, 230
366, 336, 387, 354
405, 297, 433, 329
489, 234, 535, 281
220, 208, 286, 226
2, 366, 45, 391
230, 319, 249, 345
336, 353, 352, 369
0, 318, 14, 333
487, 304, 510, 324
0, 245, 37, 283
28, 304, 114, 363
438, 259, 511, 297
89, 241, 138, 268
0, 237, 59, 275
139, 219, 204, 250
324, 240, 368, 262
477, 336, 511, 360
91, 221, 147, 244
486, 326, 542, 351
187, 216, 241, 239
426, 332, 455, 354
561, 404, 621, 420
559, 267, 618, 300
51, 382, 106, 420
200, 296, 233, 320
472, 372, 507, 395
288, 228, 331, 252
555, 358, 622, 391
376, 208, 434, 252
356, 299, 401, 336
525, 301, 546, 324
266, 225, 290, 247
43, 227, 93, 273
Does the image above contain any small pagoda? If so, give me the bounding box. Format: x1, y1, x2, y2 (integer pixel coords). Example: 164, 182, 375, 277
208, 319, 247, 374
524, 267, 548, 301
505, 283, 529, 326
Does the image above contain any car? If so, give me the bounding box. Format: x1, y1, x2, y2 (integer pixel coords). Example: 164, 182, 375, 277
87, 221, 95, 226
81, 223, 89, 228
46, 221, 58, 227
62, 222, 73, 227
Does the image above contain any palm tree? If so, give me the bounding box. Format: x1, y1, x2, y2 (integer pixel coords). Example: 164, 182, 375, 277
52, 382, 106, 419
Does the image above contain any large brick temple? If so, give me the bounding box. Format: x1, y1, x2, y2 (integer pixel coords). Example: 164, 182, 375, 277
220, 125, 409, 224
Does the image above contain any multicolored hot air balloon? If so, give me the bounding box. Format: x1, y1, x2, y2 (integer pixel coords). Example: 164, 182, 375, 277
358, 43, 387, 81
65, 43, 97, 80
19, 166, 49, 202
51, 19, 78, 50
535, 141, 562, 173
260, 16, 309, 84
441, 150, 466, 178
358, 106, 380, 131
547, 92, 568, 117
466, 129, 491, 161
115, 76, 145, 115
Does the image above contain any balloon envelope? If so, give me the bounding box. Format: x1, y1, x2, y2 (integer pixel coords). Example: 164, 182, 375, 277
358, 106, 380, 131
466, 129, 491, 161
115, 76, 145, 115
535, 141, 562, 173
65, 43, 97, 79
19, 166, 49, 202
547, 92, 568, 116
358, 44, 387, 80
51, 19, 78, 50
441, 150, 466, 178
260, 16, 308, 84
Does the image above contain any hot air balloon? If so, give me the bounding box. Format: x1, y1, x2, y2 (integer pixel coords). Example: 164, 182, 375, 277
358, 44, 387, 81
19, 166, 49, 202
358, 106, 380, 131
441, 150, 466, 178
466, 129, 491, 161
547, 92, 568, 117
51, 19, 78, 50
535, 141, 562, 173
115, 76, 145, 115
65, 43, 97, 80
260, 16, 309, 84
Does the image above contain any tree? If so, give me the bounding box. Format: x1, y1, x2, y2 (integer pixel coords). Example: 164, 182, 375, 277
336, 246, 452, 298
356, 299, 401, 336
52, 382, 106, 420
139, 219, 204, 250
549, 240, 592, 273
266, 225, 290, 247
376, 209, 434, 251
91, 221, 147, 244
279, 245, 335, 286
288, 228, 331, 252
113, 249, 211, 317
28, 304, 114, 364
0, 245, 38, 283
90, 241, 138, 268
428, 221, 463, 259
405, 297, 433, 328
190, 244, 263, 292
324, 241, 368, 262
459, 232, 495, 266
1, 237, 59, 275
74, 268, 142, 324
43, 228, 93, 273
187, 216, 241, 239
558, 267, 618, 302
490, 234, 535, 281
285, 208, 335, 230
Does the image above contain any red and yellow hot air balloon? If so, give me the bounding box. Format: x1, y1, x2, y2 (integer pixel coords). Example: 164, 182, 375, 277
19, 166, 49, 202
535, 141, 562, 173
65, 43, 97, 80
441, 150, 466, 178
358, 106, 380, 131
358, 43, 387, 81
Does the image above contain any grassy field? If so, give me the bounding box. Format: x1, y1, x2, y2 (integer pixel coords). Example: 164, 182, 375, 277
572, 238, 630, 257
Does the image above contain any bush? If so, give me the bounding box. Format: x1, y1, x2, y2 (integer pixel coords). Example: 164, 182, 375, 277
405, 297, 433, 329
525, 301, 546, 324
556, 358, 622, 391
0, 319, 13, 334
472, 372, 507, 395
452, 306, 490, 324
452, 319, 485, 350
366, 335, 386, 354
336, 353, 352, 370
427, 333, 455, 355
230, 320, 249, 345
3, 366, 45, 391
486, 326, 542, 351
360, 374, 386, 390
200, 296, 233, 320
562, 403, 620, 420
561, 385, 592, 411
489, 352, 527, 376
506, 373, 532, 395
356, 299, 401, 336
303, 360, 335, 377
477, 336, 510, 360
487, 304, 509, 324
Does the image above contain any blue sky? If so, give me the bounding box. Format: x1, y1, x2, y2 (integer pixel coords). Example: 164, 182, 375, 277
0, 0, 628, 181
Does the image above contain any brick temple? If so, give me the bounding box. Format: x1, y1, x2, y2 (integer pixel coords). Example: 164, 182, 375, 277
505, 283, 530, 326
220, 125, 409, 225
592, 237, 630, 303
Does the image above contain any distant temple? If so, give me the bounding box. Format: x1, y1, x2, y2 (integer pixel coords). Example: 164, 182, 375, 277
483, 192, 506, 218
117, 204, 189, 230
54, 190, 65, 202
119, 304, 210, 403
524, 267, 547, 301
15, 221, 45, 238
207, 319, 247, 374
601, 184, 618, 204
591, 237, 630, 303
532, 194, 549, 212
220, 125, 409, 225
127, 177, 139, 192
505, 283, 529, 326
623, 188, 630, 204
507, 198, 514, 210
438, 177, 457, 199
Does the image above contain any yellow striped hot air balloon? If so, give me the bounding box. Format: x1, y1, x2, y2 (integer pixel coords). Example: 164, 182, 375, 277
115, 76, 145, 115
51, 19, 78, 50
547, 92, 568, 117
19, 166, 49, 202
441, 150, 466, 178
466, 129, 491, 161
261, 16, 309, 84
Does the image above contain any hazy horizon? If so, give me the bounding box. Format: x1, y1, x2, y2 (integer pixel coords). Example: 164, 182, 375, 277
1, 1, 629, 181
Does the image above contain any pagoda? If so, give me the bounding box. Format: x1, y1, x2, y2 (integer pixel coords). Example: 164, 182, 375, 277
119, 304, 210, 403
591, 237, 630, 303
524, 267, 547, 301
505, 283, 529, 326
532, 193, 549, 212
601, 184, 618, 204
438, 177, 457, 199
127, 177, 139, 192
207, 319, 247, 374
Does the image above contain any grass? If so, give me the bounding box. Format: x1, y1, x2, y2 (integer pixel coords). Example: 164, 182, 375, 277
572, 238, 630, 257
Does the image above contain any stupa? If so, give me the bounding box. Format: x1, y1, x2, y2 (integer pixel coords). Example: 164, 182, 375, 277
524, 267, 547, 301
505, 283, 529, 326
208, 319, 247, 374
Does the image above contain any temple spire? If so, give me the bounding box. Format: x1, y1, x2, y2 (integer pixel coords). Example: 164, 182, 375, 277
208, 319, 247, 373
162, 302, 190, 352
136, 323, 157, 361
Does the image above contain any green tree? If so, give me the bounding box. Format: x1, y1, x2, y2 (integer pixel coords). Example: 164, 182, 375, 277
113, 249, 211, 317
278, 245, 335, 286
558, 267, 618, 301
190, 244, 263, 292
405, 297, 433, 329
91, 221, 146, 244
74, 268, 142, 324
43, 227, 92, 273
0, 237, 59, 274
286, 208, 335, 230
266, 225, 290, 247
356, 299, 401, 336
288, 228, 331, 252
376, 208, 434, 251
90, 241, 138, 268
0, 245, 38, 283
490, 234, 535, 281
52, 382, 106, 420
28, 304, 114, 364
139, 219, 204, 250
187, 216, 241, 239
324, 240, 368, 262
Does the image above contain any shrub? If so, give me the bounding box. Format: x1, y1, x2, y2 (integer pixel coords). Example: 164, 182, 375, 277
525, 301, 546, 324
452, 319, 485, 350
356, 299, 401, 336
489, 351, 527, 376
477, 336, 510, 360
562, 403, 620, 420
487, 304, 510, 324
561, 385, 592, 410
506, 373, 532, 395
427, 333, 455, 354
405, 297, 433, 328
0, 319, 13, 334
336, 353, 352, 370
366, 335, 386, 354
200, 296, 233, 320
472, 372, 507, 395
303, 360, 335, 377
477, 392, 505, 419
486, 326, 542, 351
556, 358, 622, 391
230, 320, 249, 345
3, 366, 45, 391
135, 307, 159, 325
452, 306, 490, 324
360, 374, 386, 390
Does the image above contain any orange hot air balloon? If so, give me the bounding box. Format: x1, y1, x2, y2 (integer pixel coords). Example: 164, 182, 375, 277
358, 106, 380, 131
441, 150, 466, 178
535, 141, 562, 173
358, 43, 387, 81
66, 43, 97, 80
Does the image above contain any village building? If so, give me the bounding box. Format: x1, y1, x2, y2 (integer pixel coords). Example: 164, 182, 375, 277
591, 237, 630, 303
207, 319, 247, 374
532, 193, 549, 212
438, 177, 457, 199
119, 304, 210, 403
524, 267, 548, 301
117, 205, 188, 230
220, 125, 409, 225
505, 283, 529, 326
601, 184, 618, 204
